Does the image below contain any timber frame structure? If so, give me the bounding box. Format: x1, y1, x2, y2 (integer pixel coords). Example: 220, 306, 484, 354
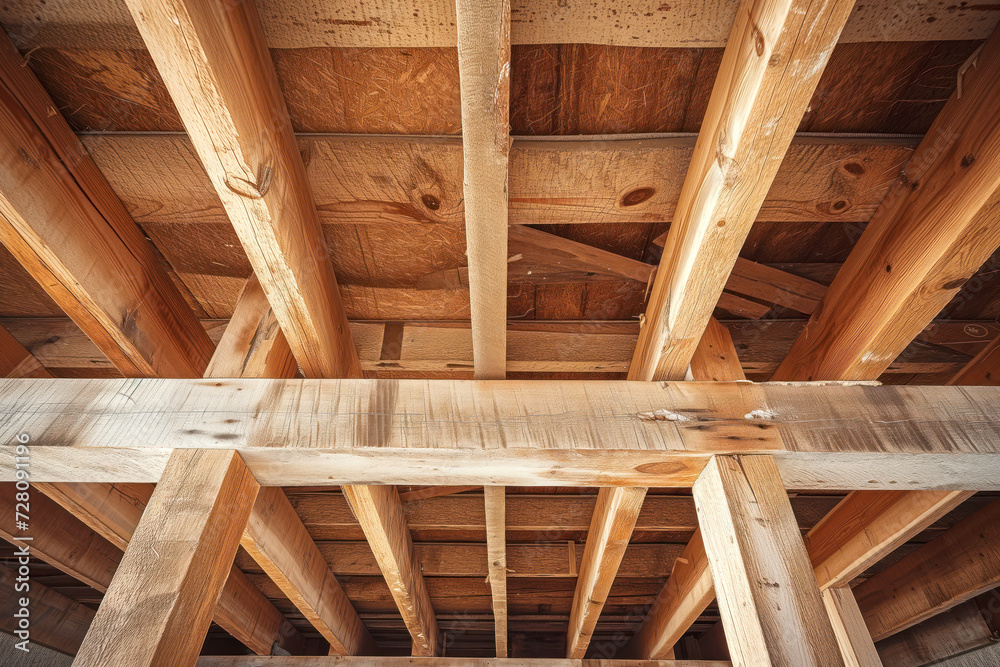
1, 0, 1000, 665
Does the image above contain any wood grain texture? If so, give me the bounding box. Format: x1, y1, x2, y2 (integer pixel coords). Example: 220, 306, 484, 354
854, 497, 1000, 641
625, 530, 714, 660
567, 487, 647, 658
0, 562, 95, 655
484, 486, 508, 657
804, 490, 973, 590
124, 0, 360, 379
774, 24, 1000, 382
457, 0, 510, 379
874, 600, 994, 667
341, 484, 440, 655
5, 379, 1000, 488
0, 323, 50, 378
693, 455, 845, 667
74, 449, 259, 667
948, 333, 1000, 385
690, 318, 746, 382
629, 0, 855, 380
243, 487, 376, 655
822, 587, 882, 667
1, 0, 995, 49
0, 32, 213, 378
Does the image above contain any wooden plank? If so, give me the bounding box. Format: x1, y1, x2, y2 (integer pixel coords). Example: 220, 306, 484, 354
456, 0, 510, 379
484, 486, 508, 657
0, 323, 50, 378
693, 456, 844, 666
774, 24, 1000, 382
0, 562, 95, 655
0, 32, 212, 378
2, 316, 971, 378
5, 379, 1000, 488
242, 487, 376, 656
567, 487, 647, 658
628, 0, 855, 381
821, 587, 882, 667
804, 490, 973, 590
726, 259, 827, 316
124, 0, 360, 379
341, 485, 440, 655
205, 275, 298, 379
948, 334, 1000, 385
3, 0, 997, 49
854, 498, 1000, 641
86, 133, 915, 229
875, 600, 994, 667
690, 318, 746, 382
624, 530, 714, 660
75, 450, 259, 667
399, 486, 481, 503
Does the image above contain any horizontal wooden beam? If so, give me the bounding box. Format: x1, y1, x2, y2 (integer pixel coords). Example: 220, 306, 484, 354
87, 133, 914, 229
3, 317, 978, 378
2, 379, 999, 488
195, 660, 731, 667
874, 600, 994, 667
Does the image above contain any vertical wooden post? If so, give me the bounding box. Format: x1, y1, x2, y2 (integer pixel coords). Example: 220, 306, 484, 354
484, 486, 508, 657
693, 455, 845, 666
75, 450, 259, 666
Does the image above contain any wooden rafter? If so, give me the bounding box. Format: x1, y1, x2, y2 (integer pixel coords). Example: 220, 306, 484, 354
484, 486, 508, 657
4, 379, 1000, 489
456, 0, 511, 380
0, 32, 213, 378
948, 333, 1000, 385
0, 323, 49, 378
75, 450, 260, 666
566, 487, 647, 657
854, 497, 1000, 641
0, 563, 94, 655
628, 0, 855, 381
693, 456, 844, 666
773, 23, 1000, 383
342, 485, 441, 656
123, 0, 360, 379
822, 586, 882, 667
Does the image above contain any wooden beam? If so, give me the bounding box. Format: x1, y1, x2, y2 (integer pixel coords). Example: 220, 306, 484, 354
4, 379, 1000, 489
628, 0, 855, 381
242, 487, 376, 655
773, 23, 1000, 382
205, 275, 298, 379
0, 324, 49, 378
874, 600, 995, 667
692, 455, 844, 666
0, 562, 94, 655
484, 486, 508, 657
0, 31, 212, 378
75, 450, 259, 667
948, 332, 1000, 385
854, 497, 1000, 640
624, 530, 714, 660
33, 482, 152, 552
341, 485, 440, 655
822, 587, 882, 667
456, 0, 511, 379
690, 318, 746, 382
804, 490, 974, 590
123, 0, 360, 379
398, 486, 481, 503
566, 487, 647, 657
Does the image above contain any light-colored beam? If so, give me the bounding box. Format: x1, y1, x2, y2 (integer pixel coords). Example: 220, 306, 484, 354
342, 485, 440, 655
822, 587, 882, 667
0, 31, 212, 378
3, 379, 1000, 489
75, 450, 259, 666
854, 497, 1000, 640
484, 486, 508, 657
773, 22, 1000, 382
693, 456, 845, 666
566, 487, 647, 657
690, 318, 746, 382
123, 0, 360, 379
628, 0, 855, 381
456, 0, 511, 379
